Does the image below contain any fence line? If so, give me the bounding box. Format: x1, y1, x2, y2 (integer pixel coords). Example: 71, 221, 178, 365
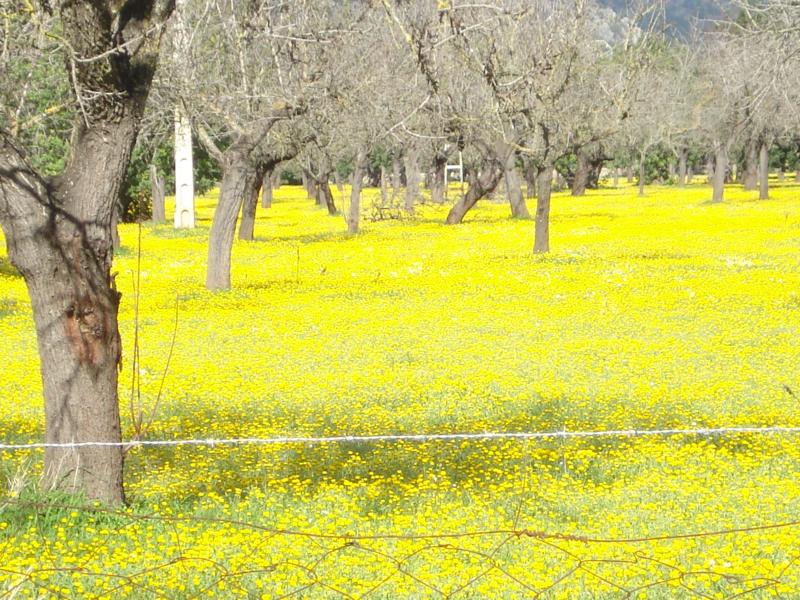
2, 425, 800, 451
2, 498, 799, 599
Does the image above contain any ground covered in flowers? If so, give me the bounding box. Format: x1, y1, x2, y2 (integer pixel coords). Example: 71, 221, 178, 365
1, 181, 799, 598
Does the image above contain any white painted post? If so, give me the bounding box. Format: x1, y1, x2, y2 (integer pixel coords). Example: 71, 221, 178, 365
173, 104, 195, 228
173, 0, 194, 229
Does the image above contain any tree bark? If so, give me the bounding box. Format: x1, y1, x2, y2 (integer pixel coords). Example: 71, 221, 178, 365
711, 143, 727, 203
347, 150, 368, 234
380, 165, 388, 205
261, 168, 273, 209
571, 148, 590, 196
742, 137, 758, 191
391, 159, 402, 200
207, 147, 256, 290
1, 124, 133, 508
504, 151, 529, 218
638, 152, 646, 197
759, 141, 769, 200
302, 169, 316, 201
403, 150, 420, 214
445, 158, 503, 224
677, 148, 688, 188
626, 166, 633, 183
150, 164, 166, 223
0, 1, 174, 505
238, 163, 266, 241
522, 157, 537, 198
316, 177, 337, 215
612, 167, 619, 188
429, 155, 447, 204
333, 171, 345, 199
534, 164, 553, 253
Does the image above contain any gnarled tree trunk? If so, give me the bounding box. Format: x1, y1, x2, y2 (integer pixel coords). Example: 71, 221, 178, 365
445, 158, 503, 224
504, 151, 529, 218
712, 143, 727, 203
238, 163, 267, 241
403, 150, 420, 213
534, 164, 553, 253
429, 155, 447, 204
261, 168, 274, 209
150, 164, 166, 223
522, 157, 537, 199
677, 148, 688, 188
571, 148, 591, 196
759, 141, 769, 200
742, 137, 758, 191
0, 1, 173, 505
638, 151, 646, 197
347, 150, 368, 234
207, 146, 257, 290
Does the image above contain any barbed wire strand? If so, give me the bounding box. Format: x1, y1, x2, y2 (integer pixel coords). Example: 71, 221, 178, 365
1, 425, 800, 450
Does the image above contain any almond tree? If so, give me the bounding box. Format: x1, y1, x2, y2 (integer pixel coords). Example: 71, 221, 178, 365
0, 0, 174, 504
171, 0, 322, 290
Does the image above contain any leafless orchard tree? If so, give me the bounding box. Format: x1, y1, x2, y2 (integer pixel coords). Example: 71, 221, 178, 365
170, 0, 343, 290
0, 0, 175, 504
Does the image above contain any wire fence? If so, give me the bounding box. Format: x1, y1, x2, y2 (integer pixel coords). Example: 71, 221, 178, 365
2, 427, 800, 598
1, 496, 799, 599
2, 424, 800, 450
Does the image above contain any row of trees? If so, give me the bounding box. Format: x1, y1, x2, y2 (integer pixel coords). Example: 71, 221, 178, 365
1, 0, 800, 503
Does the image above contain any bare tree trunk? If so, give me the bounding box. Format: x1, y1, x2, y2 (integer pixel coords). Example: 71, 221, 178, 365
317, 177, 337, 215
271, 170, 281, 190
380, 165, 388, 205
207, 147, 256, 290
445, 159, 503, 224
429, 155, 447, 204
0, 122, 136, 506
150, 164, 166, 222
742, 137, 758, 190
759, 141, 769, 200
0, 0, 174, 504
261, 168, 273, 209
348, 150, 368, 234
626, 166, 633, 183
612, 167, 619, 188
534, 164, 553, 253
686, 167, 693, 184
522, 157, 537, 198
678, 148, 688, 187
333, 171, 345, 199
504, 151, 529, 218
302, 169, 316, 201
712, 143, 727, 203
403, 150, 419, 213
391, 159, 402, 200
238, 164, 266, 241
571, 148, 590, 196
638, 152, 646, 197
778, 169, 785, 182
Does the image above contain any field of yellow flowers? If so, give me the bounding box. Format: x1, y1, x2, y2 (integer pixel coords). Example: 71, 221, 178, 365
1, 180, 800, 598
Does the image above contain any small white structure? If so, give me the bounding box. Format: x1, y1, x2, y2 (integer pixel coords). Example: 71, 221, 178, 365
173, 105, 195, 229
444, 151, 465, 199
